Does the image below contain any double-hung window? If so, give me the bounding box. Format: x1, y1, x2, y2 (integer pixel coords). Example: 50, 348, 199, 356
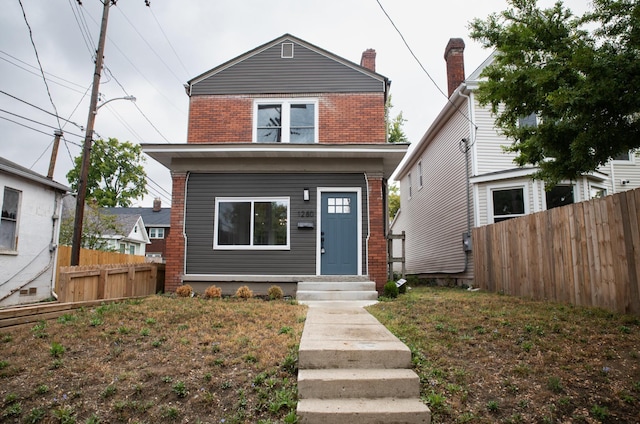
148, 228, 165, 239
0, 187, 20, 251
214, 197, 290, 250
254, 99, 317, 143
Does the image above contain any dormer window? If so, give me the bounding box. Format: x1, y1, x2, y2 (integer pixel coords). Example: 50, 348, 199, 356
254, 99, 317, 143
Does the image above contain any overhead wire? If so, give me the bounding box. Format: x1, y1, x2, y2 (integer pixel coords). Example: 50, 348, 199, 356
0, 108, 85, 141
17, 0, 64, 132
148, 6, 190, 78
0, 90, 85, 131
375, 0, 478, 132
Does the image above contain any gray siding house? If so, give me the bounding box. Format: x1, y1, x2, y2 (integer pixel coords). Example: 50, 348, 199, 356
144, 34, 407, 295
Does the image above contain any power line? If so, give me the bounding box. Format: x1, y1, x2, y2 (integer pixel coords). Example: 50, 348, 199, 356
114, 6, 185, 84
148, 6, 190, 78
375, 0, 478, 131
104, 67, 174, 143
68, 0, 96, 56
146, 174, 171, 197
0, 108, 85, 141
0, 51, 88, 92
0, 115, 61, 138
17, 0, 63, 132
0, 90, 85, 131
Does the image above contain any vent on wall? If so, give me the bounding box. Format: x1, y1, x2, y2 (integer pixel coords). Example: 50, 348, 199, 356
281, 42, 294, 58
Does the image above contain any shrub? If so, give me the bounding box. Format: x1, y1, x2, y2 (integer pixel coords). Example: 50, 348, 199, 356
175, 285, 193, 298
235, 286, 253, 299
203, 285, 222, 299
267, 285, 284, 300
383, 281, 399, 298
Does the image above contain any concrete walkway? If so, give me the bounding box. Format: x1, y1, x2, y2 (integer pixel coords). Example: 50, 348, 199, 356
297, 301, 431, 423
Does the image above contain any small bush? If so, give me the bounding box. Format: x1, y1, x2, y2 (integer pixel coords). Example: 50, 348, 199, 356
268, 285, 284, 300
203, 285, 222, 299
175, 285, 193, 298
235, 286, 253, 299
383, 281, 399, 298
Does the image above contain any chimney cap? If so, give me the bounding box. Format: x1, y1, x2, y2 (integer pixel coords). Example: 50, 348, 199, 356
444, 38, 465, 60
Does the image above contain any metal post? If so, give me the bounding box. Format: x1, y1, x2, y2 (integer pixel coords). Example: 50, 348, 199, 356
70, 0, 112, 266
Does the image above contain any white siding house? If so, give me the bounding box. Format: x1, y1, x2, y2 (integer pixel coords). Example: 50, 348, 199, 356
99, 213, 150, 256
391, 39, 640, 285
0, 157, 68, 306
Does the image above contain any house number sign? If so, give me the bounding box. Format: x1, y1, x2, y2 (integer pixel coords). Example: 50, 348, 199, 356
298, 210, 315, 218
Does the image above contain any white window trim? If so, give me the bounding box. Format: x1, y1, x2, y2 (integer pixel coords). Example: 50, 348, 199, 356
253, 98, 319, 144
407, 172, 412, 199
612, 150, 636, 163
417, 160, 423, 190
589, 183, 608, 199
316, 187, 362, 276
487, 183, 529, 224
149, 227, 165, 239
213, 196, 291, 250
0, 187, 21, 254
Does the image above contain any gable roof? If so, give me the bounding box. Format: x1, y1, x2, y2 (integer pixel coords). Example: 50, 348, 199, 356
103, 207, 170, 227
0, 156, 69, 192
187, 33, 389, 96
101, 214, 150, 244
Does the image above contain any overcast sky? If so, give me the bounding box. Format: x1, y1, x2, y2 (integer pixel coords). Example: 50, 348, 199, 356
0, 0, 589, 207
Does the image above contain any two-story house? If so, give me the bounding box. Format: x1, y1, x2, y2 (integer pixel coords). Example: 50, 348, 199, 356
391, 38, 640, 286
103, 198, 170, 262
144, 34, 408, 296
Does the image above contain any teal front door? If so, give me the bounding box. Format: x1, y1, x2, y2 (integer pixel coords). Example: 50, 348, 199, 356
320, 192, 358, 275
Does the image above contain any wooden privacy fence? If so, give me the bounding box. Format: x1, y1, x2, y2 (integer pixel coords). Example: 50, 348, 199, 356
57, 263, 165, 303
473, 187, 640, 315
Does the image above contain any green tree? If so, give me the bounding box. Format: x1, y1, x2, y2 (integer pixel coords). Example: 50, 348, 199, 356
385, 95, 409, 143
59, 202, 121, 251
388, 183, 400, 220
469, 0, 640, 186
66, 138, 147, 207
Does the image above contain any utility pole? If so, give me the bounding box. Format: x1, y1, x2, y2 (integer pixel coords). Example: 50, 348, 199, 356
70, 0, 113, 266
47, 129, 63, 179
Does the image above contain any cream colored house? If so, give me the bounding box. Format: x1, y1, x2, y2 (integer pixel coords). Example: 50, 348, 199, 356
391, 39, 640, 285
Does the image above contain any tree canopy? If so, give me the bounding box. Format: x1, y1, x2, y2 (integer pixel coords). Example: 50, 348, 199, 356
386, 95, 409, 144
67, 138, 147, 207
470, 0, 640, 185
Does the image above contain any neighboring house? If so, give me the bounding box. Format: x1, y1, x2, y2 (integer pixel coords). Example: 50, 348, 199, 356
0, 156, 69, 306
98, 213, 150, 256
391, 38, 640, 285
144, 34, 408, 295
103, 198, 170, 261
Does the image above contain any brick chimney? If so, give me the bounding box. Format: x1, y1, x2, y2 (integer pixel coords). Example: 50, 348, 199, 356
360, 49, 376, 72
153, 197, 161, 212
444, 38, 465, 97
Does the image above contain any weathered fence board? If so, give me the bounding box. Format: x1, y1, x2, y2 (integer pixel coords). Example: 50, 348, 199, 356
57, 264, 163, 303
473, 187, 640, 315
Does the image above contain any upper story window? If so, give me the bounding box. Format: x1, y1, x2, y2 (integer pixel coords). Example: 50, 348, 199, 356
518, 113, 538, 128
254, 99, 317, 143
417, 161, 423, 189
407, 172, 412, 199
148, 228, 165, 239
0, 187, 20, 252
612, 150, 632, 161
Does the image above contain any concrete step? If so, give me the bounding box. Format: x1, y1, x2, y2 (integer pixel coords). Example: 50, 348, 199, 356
296, 290, 378, 301
299, 339, 412, 369
297, 398, 431, 424
297, 281, 376, 291
298, 368, 420, 399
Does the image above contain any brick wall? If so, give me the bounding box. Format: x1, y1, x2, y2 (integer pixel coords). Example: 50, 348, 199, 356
164, 171, 187, 292
187, 93, 386, 144
367, 176, 388, 292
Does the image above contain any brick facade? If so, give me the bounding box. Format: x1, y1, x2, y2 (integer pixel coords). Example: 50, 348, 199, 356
187, 93, 386, 144
165, 171, 187, 292
366, 176, 388, 292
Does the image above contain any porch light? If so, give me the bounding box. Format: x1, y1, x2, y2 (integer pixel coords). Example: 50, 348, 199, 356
303, 188, 310, 201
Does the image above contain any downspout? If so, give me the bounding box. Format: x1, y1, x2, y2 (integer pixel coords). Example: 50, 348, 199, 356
50, 191, 64, 300
364, 173, 371, 278
458, 88, 476, 274
182, 171, 191, 281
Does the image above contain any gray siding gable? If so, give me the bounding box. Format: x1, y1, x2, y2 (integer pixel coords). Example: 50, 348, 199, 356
188, 34, 388, 95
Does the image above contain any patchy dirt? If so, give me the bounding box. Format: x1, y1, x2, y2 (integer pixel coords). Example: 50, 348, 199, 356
368, 286, 640, 424
0, 295, 306, 423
